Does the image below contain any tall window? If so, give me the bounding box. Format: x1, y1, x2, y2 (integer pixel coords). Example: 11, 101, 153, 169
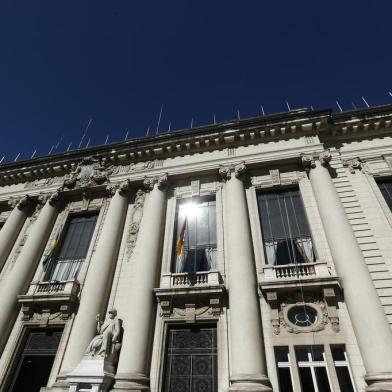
48, 214, 98, 281
331, 346, 356, 392
275, 347, 294, 392
378, 179, 392, 211
172, 199, 217, 273
257, 189, 314, 265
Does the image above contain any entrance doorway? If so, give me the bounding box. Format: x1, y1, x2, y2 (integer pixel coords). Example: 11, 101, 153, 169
163, 325, 217, 392
9, 328, 63, 392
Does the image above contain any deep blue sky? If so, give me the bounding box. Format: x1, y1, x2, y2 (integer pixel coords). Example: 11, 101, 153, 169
1, 1, 391, 163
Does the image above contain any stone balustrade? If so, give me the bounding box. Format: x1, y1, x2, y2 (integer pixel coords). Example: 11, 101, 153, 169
160, 270, 221, 289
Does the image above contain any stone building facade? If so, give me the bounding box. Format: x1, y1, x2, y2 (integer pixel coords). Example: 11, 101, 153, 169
0, 106, 392, 392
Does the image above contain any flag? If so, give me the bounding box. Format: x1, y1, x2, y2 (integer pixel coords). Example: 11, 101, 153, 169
176, 218, 187, 273
42, 231, 60, 272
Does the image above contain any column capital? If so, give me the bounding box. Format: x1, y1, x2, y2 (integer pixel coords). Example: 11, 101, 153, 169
219, 161, 247, 181
143, 173, 168, 191
37, 189, 63, 207
301, 150, 332, 172
342, 157, 362, 174
105, 180, 130, 197
8, 194, 34, 210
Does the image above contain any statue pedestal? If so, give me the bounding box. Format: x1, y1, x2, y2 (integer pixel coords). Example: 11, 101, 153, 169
67, 356, 117, 392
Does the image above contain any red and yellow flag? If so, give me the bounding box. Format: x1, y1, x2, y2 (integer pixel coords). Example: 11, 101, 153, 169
176, 219, 187, 272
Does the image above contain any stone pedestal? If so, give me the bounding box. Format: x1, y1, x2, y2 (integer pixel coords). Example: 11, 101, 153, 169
67, 357, 116, 392
220, 163, 272, 392
303, 152, 392, 391
112, 174, 167, 392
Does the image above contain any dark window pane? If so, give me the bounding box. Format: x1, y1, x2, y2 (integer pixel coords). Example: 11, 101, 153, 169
295, 348, 309, 362
331, 346, 346, 361
336, 367, 355, 392
378, 180, 392, 211
299, 367, 315, 392
314, 367, 331, 392
275, 347, 289, 362
277, 368, 293, 392
49, 214, 98, 280
257, 190, 314, 265
310, 347, 324, 361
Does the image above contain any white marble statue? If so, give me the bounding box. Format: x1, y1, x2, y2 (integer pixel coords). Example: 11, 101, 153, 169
86, 309, 122, 358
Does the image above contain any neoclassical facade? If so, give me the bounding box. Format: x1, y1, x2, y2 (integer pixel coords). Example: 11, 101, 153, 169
0, 106, 392, 392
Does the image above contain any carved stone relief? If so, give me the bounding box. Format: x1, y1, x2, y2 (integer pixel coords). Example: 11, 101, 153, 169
62, 157, 112, 191
111, 160, 163, 175
126, 189, 146, 258
266, 289, 340, 335
342, 158, 362, 174
157, 296, 223, 322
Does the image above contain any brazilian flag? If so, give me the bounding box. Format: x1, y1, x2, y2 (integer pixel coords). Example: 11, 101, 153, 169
42, 232, 60, 272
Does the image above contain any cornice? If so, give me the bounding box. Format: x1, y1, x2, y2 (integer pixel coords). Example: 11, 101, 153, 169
1, 104, 392, 186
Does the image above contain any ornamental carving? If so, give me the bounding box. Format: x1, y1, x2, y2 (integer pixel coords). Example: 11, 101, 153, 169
111, 160, 162, 175
219, 162, 247, 181
266, 290, 340, 335
8, 194, 33, 210
301, 154, 316, 172
126, 189, 146, 258
342, 158, 362, 174
319, 150, 332, 166
62, 157, 112, 190
143, 173, 168, 191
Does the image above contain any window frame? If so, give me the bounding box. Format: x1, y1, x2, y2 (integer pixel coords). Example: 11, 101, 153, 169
256, 186, 315, 267
44, 211, 99, 282
171, 196, 218, 274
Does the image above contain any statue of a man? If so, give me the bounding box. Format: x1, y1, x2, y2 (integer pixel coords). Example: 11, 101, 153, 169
86, 309, 122, 358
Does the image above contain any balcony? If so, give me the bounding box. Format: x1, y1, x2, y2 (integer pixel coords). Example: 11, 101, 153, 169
260, 261, 340, 292
155, 270, 225, 320
18, 280, 80, 320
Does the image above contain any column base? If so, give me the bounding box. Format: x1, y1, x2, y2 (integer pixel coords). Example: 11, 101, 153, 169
228, 374, 272, 392
111, 373, 150, 391
366, 373, 392, 392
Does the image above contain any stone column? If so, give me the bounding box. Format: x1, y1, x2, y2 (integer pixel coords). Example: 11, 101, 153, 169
0, 195, 32, 273
113, 173, 167, 391
303, 152, 392, 392
220, 163, 271, 392
60, 182, 130, 375
0, 191, 60, 354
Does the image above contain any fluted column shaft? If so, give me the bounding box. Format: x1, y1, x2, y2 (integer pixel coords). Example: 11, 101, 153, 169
0, 195, 59, 355
0, 196, 31, 273
305, 153, 392, 391
61, 184, 129, 375
114, 174, 167, 391
221, 163, 271, 392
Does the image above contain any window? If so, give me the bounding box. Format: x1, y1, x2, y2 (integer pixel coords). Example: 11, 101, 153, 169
331, 346, 356, 392
163, 326, 217, 392
287, 306, 317, 327
296, 346, 331, 392
378, 179, 392, 211
172, 199, 217, 273
8, 329, 63, 392
275, 347, 294, 392
257, 189, 314, 265
47, 214, 98, 281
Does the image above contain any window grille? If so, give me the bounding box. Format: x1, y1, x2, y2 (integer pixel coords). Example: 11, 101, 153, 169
48, 214, 98, 281
163, 326, 217, 392
378, 179, 392, 211
257, 189, 314, 265
172, 199, 217, 273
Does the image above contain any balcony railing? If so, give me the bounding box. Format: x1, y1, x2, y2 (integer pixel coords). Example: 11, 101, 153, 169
263, 261, 330, 281
160, 270, 221, 289
18, 280, 80, 302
